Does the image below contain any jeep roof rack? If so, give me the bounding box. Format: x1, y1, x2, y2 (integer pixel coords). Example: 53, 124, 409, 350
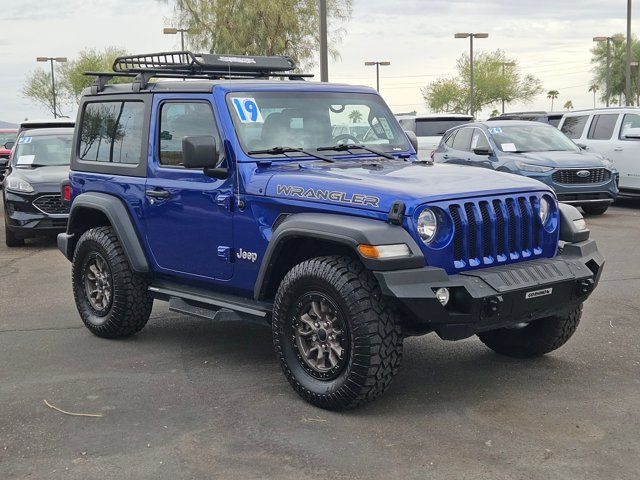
85, 50, 313, 93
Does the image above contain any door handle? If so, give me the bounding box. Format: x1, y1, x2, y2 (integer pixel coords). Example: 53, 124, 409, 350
614, 147, 623, 151
145, 189, 171, 199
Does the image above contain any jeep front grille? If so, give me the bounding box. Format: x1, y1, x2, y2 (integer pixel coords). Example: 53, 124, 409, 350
448, 195, 544, 269
33, 195, 70, 215
552, 168, 611, 184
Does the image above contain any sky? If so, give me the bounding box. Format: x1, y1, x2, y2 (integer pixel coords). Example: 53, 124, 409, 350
0, 0, 635, 124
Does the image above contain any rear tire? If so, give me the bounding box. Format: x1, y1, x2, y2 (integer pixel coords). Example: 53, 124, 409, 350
582, 204, 609, 215
272, 255, 403, 410
72, 226, 153, 338
477, 306, 582, 358
5, 225, 25, 247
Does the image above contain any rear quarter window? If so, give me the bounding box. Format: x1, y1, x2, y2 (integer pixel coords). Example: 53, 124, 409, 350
560, 115, 589, 139
79, 101, 145, 164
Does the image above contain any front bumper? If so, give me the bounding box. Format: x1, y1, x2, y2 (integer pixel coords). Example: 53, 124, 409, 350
3, 190, 68, 237
374, 239, 603, 340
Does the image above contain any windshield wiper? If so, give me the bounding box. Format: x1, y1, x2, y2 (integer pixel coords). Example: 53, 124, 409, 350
248, 146, 334, 163
316, 144, 395, 160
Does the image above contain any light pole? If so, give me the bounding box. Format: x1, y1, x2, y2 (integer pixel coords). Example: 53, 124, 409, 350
319, 0, 328, 82
593, 35, 625, 107
500, 61, 516, 113
36, 56, 67, 119
626, 0, 632, 105
163, 27, 189, 51
632, 61, 640, 105
364, 61, 391, 92
455, 32, 489, 117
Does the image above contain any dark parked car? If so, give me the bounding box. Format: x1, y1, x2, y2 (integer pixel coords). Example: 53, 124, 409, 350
3, 128, 73, 246
488, 111, 564, 128
0, 129, 17, 183
432, 121, 618, 215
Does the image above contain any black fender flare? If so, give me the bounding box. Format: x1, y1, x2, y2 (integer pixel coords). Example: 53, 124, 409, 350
254, 213, 425, 299
61, 192, 149, 272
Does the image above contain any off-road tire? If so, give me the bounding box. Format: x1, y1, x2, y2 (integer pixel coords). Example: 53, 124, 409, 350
477, 305, 582, 358
582, 204, 609, 215
5, 225, 25, 247
272, 255, 403, 410
72, 226, 153, 338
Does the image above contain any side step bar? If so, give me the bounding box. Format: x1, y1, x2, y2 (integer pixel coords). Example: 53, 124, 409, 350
148, 283, 272, 318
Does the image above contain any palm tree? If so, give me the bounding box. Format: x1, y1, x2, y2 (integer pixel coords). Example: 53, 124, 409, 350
563, 100, 574, 111
348, 110, 363, 124
588, 84, 599, 108
547, 90, 560, 111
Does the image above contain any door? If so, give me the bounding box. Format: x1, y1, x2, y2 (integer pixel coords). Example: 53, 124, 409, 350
446, 127, 473, 165
580, 113, 619, 154
611, 113, 640, 190
143, 95, 234, 281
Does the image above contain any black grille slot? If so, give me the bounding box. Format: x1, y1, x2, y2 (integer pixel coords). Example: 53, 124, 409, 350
464, 203, 477, 259
33, 195, 69, 215
552, 168, 611, 184
492, 199, 506, 256
449, 204, 464, 261
479, 201, 492, 258
505, 198, 517, 253
517, 197, 531, 251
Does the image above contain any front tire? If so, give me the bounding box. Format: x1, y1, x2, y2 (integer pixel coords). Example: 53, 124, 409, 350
477, 306, 582, 358
272, 255, 403, 410
72, 226, 153, 338
5, 225, 25, 247
582, 204, 609, 215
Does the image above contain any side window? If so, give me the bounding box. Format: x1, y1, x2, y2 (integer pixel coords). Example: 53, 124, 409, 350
587, 114, 619, 140
79, 101, 144, 164
619, 113, 640, 139
560, 115, 589, 139
452, 128, 472, 151
444, 130, 457, 147
471, 129, 490, 150
159, 102, 219, 167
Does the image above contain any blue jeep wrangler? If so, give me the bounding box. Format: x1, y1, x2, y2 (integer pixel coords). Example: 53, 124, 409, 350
58, 52, 603, 410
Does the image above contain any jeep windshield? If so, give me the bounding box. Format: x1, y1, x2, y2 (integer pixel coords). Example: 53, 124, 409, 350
227, 92, 411, 158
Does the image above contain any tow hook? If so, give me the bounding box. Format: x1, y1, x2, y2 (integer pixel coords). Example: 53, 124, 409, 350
576, 278, 594, 297
484, 296, 503, 317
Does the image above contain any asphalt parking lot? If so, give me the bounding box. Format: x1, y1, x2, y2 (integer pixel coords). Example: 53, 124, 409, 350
1, 198, 639, 480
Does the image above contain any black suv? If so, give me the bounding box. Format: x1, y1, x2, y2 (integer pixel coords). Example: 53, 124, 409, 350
3, 128, 73, 246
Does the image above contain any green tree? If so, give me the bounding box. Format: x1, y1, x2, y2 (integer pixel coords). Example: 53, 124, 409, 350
21, 69, 63, 117
591, 34, 640, 105
489, 109, 500, 118
22, 47, 128, 116
348, 109, 363, 123
422, 50, 542, 115
547, 90, 559, 111
59, 47, 128, 103
563, 100, 574, 111
167, 0, 352, 69
588, 84, 599, 108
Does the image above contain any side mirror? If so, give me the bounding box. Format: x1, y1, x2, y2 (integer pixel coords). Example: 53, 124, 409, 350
575, 143, 588, 150
473, 147, 492, 156
404, 130, 418, 153
623, 127, 640, 139
182, 135, 227, 179
4, 141, 14, 150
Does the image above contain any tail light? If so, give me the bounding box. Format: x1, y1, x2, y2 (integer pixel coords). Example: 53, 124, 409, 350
61, 179, 72, 205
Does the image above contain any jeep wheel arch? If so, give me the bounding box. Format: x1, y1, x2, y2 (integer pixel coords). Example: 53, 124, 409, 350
65, 192, 149, 272
254, 213, 424, 300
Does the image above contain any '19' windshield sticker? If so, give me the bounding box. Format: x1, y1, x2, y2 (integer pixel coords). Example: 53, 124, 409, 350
232, 97, 264, 123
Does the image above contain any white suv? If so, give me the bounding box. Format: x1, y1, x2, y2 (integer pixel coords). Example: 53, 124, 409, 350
559, 108, 640, 194
397, 114, 473, 160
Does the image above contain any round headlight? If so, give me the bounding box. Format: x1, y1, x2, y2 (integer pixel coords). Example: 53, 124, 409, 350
417, 208, 438, 243
539, 197, 551, 225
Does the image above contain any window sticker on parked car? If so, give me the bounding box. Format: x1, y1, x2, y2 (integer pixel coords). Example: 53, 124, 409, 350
18, 136, 32, 144
232, 97, 264, 123
488, 127, 502, 134
17, 155, 35, 165
501, 143, 517, 152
